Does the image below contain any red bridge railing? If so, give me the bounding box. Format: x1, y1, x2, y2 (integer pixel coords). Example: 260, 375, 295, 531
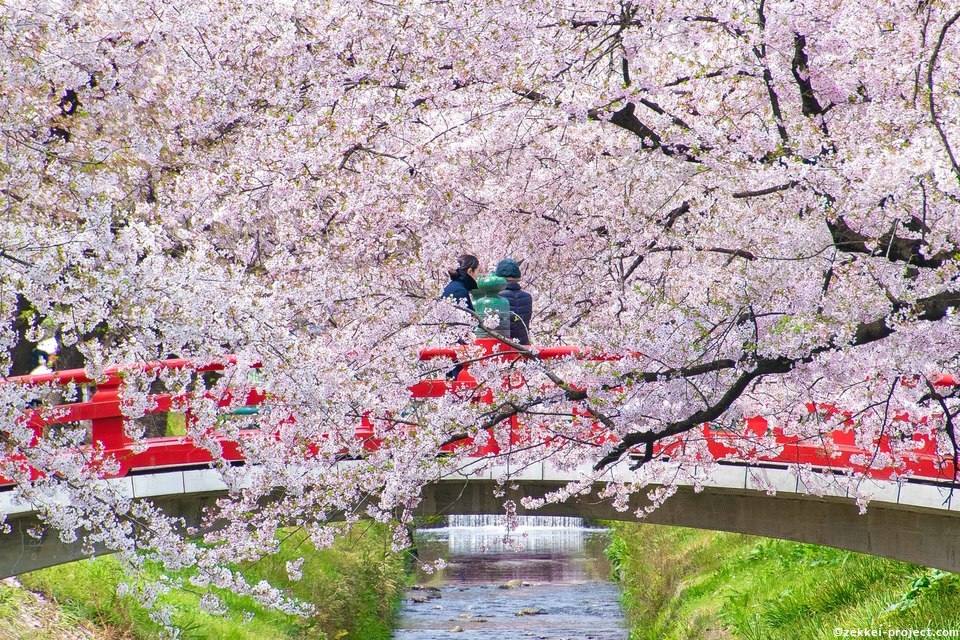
2, 340, 957, 487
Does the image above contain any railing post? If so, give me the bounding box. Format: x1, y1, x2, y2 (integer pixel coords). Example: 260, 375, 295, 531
89, 380, 130, 451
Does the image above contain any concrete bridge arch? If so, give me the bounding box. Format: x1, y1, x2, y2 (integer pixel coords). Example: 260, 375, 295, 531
0, 461, 958, 577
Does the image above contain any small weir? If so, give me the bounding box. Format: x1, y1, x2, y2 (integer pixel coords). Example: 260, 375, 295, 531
394, 515, 627, 639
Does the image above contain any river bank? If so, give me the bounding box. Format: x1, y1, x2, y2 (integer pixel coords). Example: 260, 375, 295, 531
9, 519, 951, 640
0, 523, 406, 639
606, 523, 960, 640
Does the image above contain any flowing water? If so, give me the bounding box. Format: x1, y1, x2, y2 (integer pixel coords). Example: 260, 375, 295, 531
393, 515, 627, 640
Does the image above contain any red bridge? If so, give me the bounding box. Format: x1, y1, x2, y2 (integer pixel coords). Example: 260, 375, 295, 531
4, 338, 957, 485
2, 339, 960, 577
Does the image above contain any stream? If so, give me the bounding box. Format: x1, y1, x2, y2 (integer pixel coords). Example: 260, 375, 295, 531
393, 515, 627, 639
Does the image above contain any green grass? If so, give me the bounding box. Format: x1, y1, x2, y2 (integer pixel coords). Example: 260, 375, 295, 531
165, 412, 187, 436
606, 523, 960, 640
16, 523, 407, 639
0, 580, 108, 639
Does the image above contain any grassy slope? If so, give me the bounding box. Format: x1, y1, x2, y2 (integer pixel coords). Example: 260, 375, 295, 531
0, 577, 113, 640
607, 523, 960, 640
11, 523, 406, 640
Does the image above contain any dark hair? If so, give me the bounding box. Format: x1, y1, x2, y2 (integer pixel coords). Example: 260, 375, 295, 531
447, 254, 479, 279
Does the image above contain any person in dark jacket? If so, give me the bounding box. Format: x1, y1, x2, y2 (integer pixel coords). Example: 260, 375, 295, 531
495, 258, 533, 345
441, 254, 480, 380
441, 254, 480, 310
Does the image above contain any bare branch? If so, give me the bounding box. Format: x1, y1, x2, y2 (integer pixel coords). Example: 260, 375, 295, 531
928, 9, 960, 179
732, 181, 799, 198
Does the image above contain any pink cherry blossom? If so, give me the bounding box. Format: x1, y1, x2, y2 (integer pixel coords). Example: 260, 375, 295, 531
1, 0, 959, 624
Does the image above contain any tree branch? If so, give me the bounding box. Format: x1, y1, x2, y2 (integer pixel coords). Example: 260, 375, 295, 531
790, 34, 827, 117
606, 102, 662, 146
515, 89, 702, 161
0, 250, 32, 267
928, 9, 960, 179
594, 356, 794, 470
924, 378, 959, 483
593, 287, 960, 470
826, 216, 952, 268
662, 202, 690, 230
732, 181, 798, 198
619, 358, 738, 385
647, 245, 756, 261
753, 0, 789, 146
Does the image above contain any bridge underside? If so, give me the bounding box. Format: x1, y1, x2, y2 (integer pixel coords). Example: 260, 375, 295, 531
421, 480, 960, 572
2, 480, 958, 577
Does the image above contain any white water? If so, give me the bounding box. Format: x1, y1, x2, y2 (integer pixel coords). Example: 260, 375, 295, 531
446, 514, 587, 529
439, 515, 597, 554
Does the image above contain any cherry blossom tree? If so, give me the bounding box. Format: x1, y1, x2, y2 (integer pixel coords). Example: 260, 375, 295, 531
1, 0, 959, 618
